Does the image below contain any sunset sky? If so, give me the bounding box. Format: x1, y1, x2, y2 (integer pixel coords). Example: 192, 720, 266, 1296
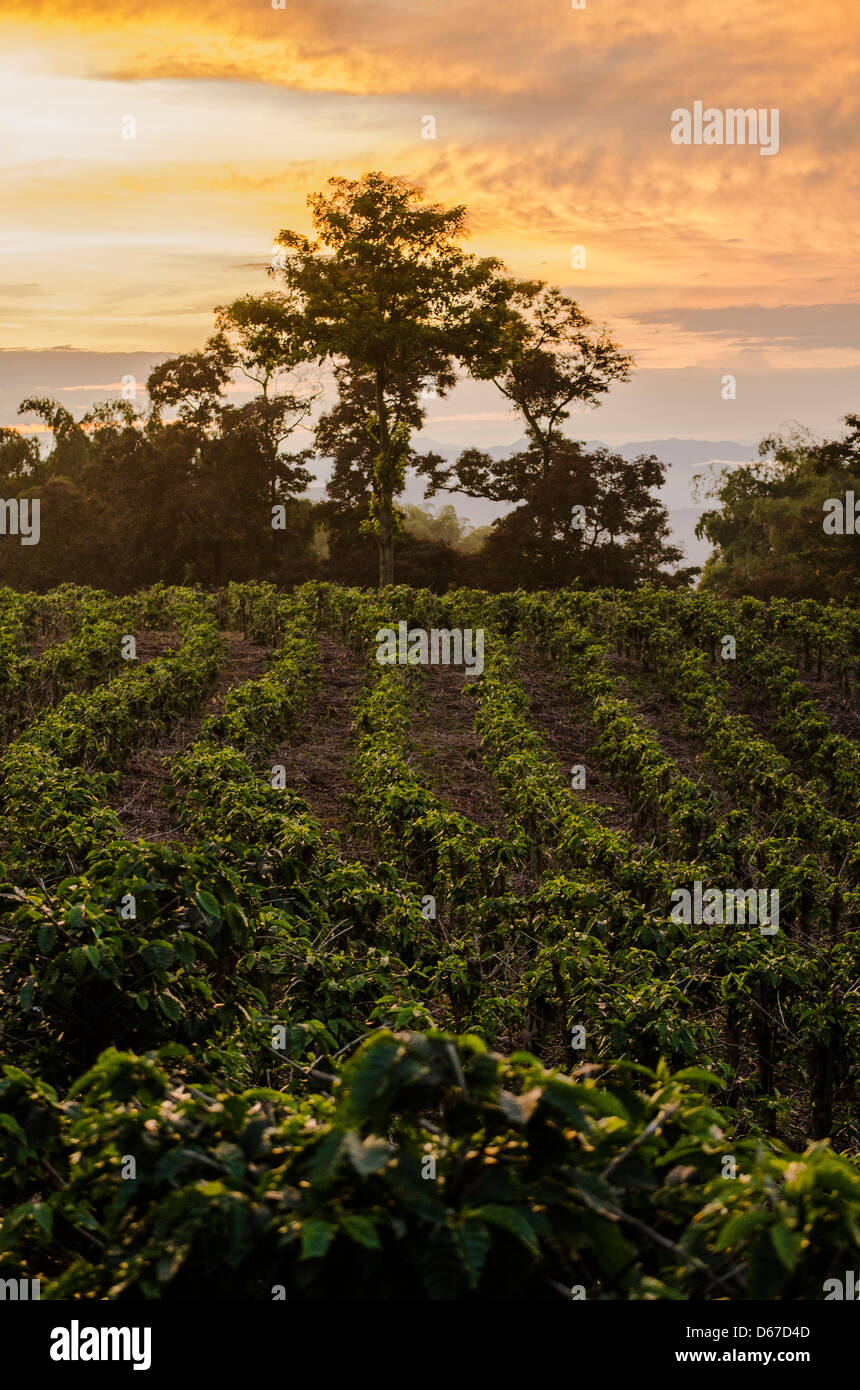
1, 0, 858, 451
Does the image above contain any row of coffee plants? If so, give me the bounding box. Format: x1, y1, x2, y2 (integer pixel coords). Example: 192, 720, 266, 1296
545, 592, 857, 919
4, 1028, 859, 1299
1, 581, 858, 1298
0, 612, 224, 879
474, 593, 858, 1139
609, 588, 860, 817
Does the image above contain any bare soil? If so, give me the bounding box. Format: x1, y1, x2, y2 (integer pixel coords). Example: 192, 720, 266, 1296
604, 650, 736, 815
110, 632, 270, 841
273, 636, 368, 852
783, 672, 860, 740
518, 649, 640, 838
413, 663, 507, 832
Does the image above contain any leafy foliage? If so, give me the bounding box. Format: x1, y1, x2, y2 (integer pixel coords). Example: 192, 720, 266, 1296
0, 580, 858, 1298
3, 1033, 858, 1300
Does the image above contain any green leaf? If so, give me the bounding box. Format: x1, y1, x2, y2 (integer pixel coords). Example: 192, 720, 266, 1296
454, 1218, 491, 1291
340, 1214, 381, 1251
300, 1219, 336, 1261
144, 941, 175, 971
715, 1208, 770, 1250
213, 1141, 246, 1180
157, 993, 181, 1022
154, 1149, 192, 1183
344, 1035, 402, 1123
672, 1067, 722, 1088
33, 1202, 52, 1235
197, 1180, 227, 1198
577, 1208, 635, 1277
541, 1077, 587, 1127
471, 1204, 539, 1256
195, 890, 222, 919
37, 923, 57, 954
308, 1128, 348, 1184
344, 1130, 395, 1178
771, 1223, 803, 1272
0, 1113, 26, 1141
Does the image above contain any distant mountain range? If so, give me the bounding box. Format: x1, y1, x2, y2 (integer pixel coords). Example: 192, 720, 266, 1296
479, 436, 756, 468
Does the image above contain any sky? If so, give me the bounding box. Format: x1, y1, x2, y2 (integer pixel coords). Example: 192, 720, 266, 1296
1, 0, 858, 452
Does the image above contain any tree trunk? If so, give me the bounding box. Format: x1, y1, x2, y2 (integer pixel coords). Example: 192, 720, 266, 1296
375, 373, 395, 588
378, 506, 394, 587
538, 437, 553, 582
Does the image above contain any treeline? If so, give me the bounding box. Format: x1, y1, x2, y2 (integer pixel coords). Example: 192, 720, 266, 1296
0, 173, 690, 595
0, 392, 691, 594
0, 170, 857, 599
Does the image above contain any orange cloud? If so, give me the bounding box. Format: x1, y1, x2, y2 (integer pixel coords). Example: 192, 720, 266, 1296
1, 0, 858, 379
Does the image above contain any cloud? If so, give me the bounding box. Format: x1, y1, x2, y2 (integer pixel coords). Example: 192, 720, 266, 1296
1, 0, 859, 394
5, 0, 858, 105
629, 304, 860, 350
0, 283, 44, 297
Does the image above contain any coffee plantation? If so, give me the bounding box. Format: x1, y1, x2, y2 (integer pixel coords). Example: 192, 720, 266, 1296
1, 580, 858, 1299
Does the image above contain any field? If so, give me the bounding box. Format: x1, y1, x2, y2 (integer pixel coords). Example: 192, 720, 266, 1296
1, 580, 859, 1300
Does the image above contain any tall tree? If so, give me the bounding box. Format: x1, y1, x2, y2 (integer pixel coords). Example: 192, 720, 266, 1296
211, 293, 318, 508
421, 280, 636, 564
465, 280, 634, 471
0, 426, 43, 488
315, 367, 444, 535
146, 339, 233, 439
272, 171, 503, 585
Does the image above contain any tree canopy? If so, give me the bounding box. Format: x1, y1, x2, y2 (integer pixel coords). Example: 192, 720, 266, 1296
0, 172, 710, 596
697, 417, 860, 601
271, 171, 506, 585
